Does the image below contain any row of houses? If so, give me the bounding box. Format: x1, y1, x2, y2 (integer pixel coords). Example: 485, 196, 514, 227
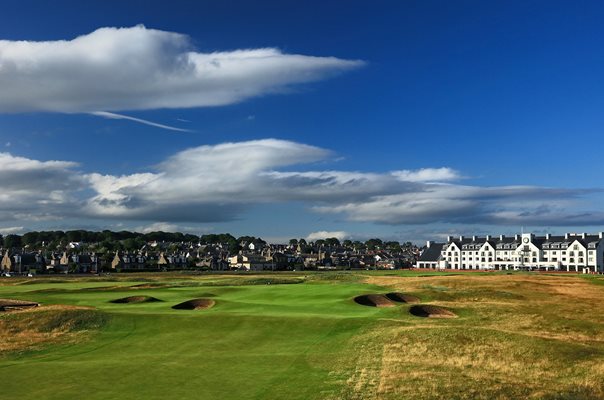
1, 251, 101, 274
0, 244, 418, 274
416, 232, 604, 273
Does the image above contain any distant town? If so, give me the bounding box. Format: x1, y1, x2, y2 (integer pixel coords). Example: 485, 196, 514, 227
0, 230, 420, 275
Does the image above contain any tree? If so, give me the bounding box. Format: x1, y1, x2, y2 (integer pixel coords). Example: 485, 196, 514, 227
325, 237, 341, 247
365, 238, 383, 250
4, 234, 22, 249
385, 241, 401, 252
123, 237, 144, 252
66, 230, 84, 243
289, 239, 298, 246
22, 232, 40, 247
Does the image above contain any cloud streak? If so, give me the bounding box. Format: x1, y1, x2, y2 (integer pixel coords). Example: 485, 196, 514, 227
91, 111, 192, 132
0, 25, 364, 114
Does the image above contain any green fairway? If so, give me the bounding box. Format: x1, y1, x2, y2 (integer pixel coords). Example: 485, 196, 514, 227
0, 274, 393, 400
2, 272, 604, 399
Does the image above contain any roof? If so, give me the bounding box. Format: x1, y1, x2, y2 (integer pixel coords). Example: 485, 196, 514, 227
418, 243, 444, 262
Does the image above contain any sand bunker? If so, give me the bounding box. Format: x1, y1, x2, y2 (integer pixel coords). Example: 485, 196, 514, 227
409, 304, 457, 318
110, 296, 161, 304
385, 292, 420, 303
172, 298, 216, 310
354, 294, 396, 308
0, 298, 40, 311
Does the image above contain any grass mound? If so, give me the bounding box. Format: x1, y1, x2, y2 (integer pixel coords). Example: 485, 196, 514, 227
0, 298, 39, 311
354, 294, 396, 308
0, 307, 109, 355
110, 296, 161, 304
409, 304, 457, 318
172, 298, 216, 310
385, 292, 420, 303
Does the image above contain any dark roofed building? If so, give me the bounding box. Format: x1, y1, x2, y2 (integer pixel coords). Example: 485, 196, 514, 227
416, 241, 445, 269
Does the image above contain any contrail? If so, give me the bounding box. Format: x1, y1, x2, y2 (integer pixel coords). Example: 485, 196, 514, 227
91, 111, 193, 132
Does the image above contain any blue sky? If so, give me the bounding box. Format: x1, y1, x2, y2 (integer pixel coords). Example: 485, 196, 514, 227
1, 0, 604, 243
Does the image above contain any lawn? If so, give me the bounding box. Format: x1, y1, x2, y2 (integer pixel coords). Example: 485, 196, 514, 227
1, 272, 604, 399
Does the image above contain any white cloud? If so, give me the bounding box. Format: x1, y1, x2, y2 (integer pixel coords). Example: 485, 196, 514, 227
0, 226, 24, 235
392, 167, 461, 182
0, 140, 602, 228
306, 231, 349, 242
0, 153, 83, 221
134, 222, 186, 234
84, 139, 332, 220
0, 25, 364, 113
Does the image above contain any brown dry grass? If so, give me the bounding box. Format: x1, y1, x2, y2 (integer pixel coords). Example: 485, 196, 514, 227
341, 274, 604, 399
0, 305, 106, 356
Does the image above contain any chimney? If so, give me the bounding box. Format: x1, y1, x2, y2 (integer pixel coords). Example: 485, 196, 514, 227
472, 235, 477, 241
514, 234, 520, 241
545, 233, 551, 240
565, 233, 569, 240
582, 233, 587, 239
486, 235, 491, 241
500, 234, 505, 241
426, 241, 433, 248
446, 236, 452, 242
459, 235, 464, 241
599, 232, 604, 239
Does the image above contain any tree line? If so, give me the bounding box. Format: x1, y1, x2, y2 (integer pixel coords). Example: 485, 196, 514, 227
0, 229, 415, 254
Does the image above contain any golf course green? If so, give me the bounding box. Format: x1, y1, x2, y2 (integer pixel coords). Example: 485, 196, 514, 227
2, 271, 604, 399
0, 273, 399, 400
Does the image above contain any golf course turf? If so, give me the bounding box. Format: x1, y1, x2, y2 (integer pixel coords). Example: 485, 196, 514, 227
1, 271, 604, 399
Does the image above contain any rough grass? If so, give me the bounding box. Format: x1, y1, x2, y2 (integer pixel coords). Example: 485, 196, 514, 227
357, 274, 604, 399
0, 306, 108, 355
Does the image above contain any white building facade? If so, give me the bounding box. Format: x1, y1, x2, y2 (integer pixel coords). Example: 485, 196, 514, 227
416, 232, 604, 273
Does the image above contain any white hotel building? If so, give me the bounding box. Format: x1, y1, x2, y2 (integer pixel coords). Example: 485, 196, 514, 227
416, 232, 604, 273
